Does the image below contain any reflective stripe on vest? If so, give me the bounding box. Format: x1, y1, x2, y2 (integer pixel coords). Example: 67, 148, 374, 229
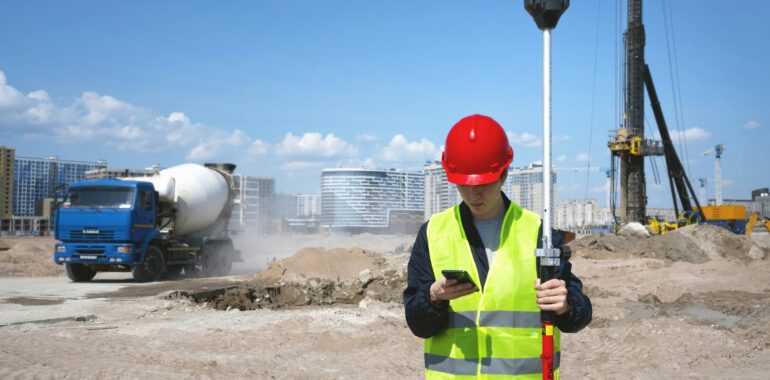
447, 311, 542, 329
425, 353, 561, 376
424, 202, 561, 379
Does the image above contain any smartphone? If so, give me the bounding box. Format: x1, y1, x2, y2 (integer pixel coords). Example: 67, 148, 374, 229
441, 269, 476, 288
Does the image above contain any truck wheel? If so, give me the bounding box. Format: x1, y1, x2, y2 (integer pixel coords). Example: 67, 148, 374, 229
65, 263, 96, 282
201, 244, 217, 277
214, 242, 233, 276
183, 262, 201, 277
200, 243, 232, 277
132, 245, 165, 282
164, 265, 184, 279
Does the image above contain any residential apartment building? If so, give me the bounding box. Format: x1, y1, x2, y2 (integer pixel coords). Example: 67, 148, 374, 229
84, 166, 160, 179
12, 155, 107, 216
321, 168, 424, 233
504, 163, 556, 223
752, 188, 770, 218
423, 161, 461, 220
230, 175, 275, 234
0, 146, 14, 219
296, 194, 321, 217
556, 199, 598, 229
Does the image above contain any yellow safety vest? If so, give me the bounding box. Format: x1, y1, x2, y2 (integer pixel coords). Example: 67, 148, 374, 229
424, 202, 561, 379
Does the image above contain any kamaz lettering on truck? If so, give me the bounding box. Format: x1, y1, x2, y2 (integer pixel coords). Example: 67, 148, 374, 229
53, 163, 241, 282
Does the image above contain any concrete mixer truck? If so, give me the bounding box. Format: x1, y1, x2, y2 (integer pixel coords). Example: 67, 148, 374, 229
53, 163, 241, 282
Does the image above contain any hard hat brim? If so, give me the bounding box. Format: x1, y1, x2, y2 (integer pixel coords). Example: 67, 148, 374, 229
444, 165, 509, 186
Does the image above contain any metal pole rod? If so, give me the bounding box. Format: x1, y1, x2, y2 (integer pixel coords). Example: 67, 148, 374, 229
540, 27, 556, 380
542, 28, 552, 248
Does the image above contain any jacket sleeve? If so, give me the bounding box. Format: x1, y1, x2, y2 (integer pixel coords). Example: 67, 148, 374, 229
403, 222, 449, 338
551, 230, 593, 333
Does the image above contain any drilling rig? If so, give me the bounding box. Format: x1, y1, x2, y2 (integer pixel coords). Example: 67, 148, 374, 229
608, 0, 664, 225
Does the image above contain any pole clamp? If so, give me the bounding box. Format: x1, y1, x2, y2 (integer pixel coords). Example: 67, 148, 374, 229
535, 247, 561, 266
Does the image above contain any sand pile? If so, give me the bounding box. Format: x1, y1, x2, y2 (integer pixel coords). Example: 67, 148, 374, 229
193, 247, 408, 311
570, 223, 768, 263
0, 237, 60, 277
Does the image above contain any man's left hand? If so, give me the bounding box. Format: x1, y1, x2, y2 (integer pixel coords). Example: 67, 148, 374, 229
535, 278, 570, 315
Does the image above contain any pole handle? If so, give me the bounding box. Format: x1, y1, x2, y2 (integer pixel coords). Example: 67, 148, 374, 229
539, 264, 556, 323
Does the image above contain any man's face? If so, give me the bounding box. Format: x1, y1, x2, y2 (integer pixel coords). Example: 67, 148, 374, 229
456, 175, 506, 220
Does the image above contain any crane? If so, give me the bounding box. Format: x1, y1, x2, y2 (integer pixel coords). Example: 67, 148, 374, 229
553, 166, 602, 173
701, 144, 725, 206
698, 178, 708, 205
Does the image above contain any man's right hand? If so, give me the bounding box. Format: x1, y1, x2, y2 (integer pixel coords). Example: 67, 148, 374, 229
429, 277, 478, 306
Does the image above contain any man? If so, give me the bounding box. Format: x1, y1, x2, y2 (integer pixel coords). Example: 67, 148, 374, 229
404, 114, 591, 379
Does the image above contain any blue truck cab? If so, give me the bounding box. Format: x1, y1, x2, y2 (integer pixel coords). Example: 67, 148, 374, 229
54, 179, 163, 281
53, 176, 237, 282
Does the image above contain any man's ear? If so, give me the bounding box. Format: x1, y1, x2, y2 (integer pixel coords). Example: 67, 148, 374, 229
499, 170, 508, 183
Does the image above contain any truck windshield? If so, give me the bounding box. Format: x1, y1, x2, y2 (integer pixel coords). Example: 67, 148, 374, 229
63, 187, 135, 209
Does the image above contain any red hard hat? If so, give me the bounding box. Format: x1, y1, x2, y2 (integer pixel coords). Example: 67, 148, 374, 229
441, 114, 513, 185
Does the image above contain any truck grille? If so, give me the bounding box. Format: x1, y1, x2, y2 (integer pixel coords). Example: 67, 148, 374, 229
69, 229, 115, 241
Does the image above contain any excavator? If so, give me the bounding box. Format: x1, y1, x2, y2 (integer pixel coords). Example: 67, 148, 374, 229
746, 212, 770, 238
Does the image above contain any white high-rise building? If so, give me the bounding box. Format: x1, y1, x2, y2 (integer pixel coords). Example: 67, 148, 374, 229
321, 168, 424, 232
230, 175, 275, 234
296, 194, 320, 217
556, 199, 598, 229
423, 162, 461, 220
504, 163, 556, 223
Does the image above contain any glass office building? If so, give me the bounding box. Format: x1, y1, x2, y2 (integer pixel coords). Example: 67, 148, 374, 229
321, 168, 424, 232
13, 156, 107, 216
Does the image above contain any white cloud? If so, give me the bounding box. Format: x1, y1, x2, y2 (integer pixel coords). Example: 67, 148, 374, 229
0, 70, 27, 110
275, 132, 357, 159
355, 134, 379, 142
743, 121, 761, 130
507, 131, 542, 147
669, 127, 710, 142
576, 153, 590, 162
379, 134, 437, 163
557, 154, 567, 163
0, 70, 248, 155
185, 129, 250, 161
434, 145, 445, 162
279, 161, 324, 171
248, 139, 269, 156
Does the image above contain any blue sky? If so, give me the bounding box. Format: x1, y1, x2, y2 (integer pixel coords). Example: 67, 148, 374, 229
1, 1, 767, 207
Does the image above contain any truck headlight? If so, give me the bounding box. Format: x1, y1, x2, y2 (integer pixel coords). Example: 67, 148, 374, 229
56, 245, 66, 252
116, 246, 132, 253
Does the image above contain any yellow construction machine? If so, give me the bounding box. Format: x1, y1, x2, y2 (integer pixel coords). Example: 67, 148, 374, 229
746, 212, 770, 238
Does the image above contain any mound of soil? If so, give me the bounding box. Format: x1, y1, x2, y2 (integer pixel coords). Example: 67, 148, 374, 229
570, 224, 768, 263
187, 247, 409, 311
0, 237, 61, 277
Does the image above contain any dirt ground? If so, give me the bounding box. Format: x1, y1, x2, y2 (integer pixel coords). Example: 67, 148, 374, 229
1, 226, 770, 379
